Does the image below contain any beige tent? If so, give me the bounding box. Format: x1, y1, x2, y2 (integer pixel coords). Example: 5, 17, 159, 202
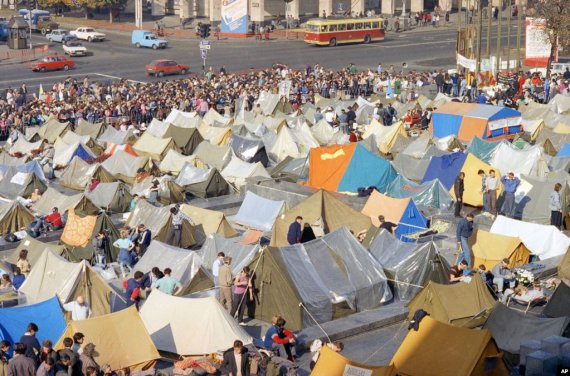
312, 346, 395, 376
470, 230, 531, 270
193, 141, 232, 170
180, 204, 237, 238
19, 249, 123, 317
159, 149, 205, 175
391, 316, 508, 376
0, 200, 34, 235
362, 119, 408, 154
60, 157, 116, 191
30, 117, 70, 143
133, 132, 178, 161
130, 175, 185, 205
5, 237, 66, 266
75, 119, 105, 139
56, 306, 159, 371
198, 123, 232, 146
9, 136, 45, 156
0, 150, 28, 166
34, 187, 99, 216
60, 131, 104, 156
140, 291, 252, 355
101, 150, 150, 184
202, 108, 232, 127
271, 190, 371, 246
221, 157, 270, 190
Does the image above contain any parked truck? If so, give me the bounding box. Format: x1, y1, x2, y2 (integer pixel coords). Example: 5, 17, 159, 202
18, 9, 59, 35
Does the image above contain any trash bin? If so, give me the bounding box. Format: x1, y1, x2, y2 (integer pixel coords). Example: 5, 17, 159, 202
7, 16, 29, 49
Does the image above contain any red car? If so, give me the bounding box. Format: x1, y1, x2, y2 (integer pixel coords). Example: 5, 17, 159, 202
145, 59, 189, 77
31, 55, 75, 72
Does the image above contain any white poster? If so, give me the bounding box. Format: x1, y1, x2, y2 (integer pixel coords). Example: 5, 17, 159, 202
279, 80, 292, 97
221, 0, 248, 34
457, 53, 476, 72
524, 18, 552, 67
343, 365, 373, 376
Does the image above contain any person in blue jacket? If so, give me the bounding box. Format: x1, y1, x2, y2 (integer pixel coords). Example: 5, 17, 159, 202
501, 172, 520, 218
287, 216, 303, 245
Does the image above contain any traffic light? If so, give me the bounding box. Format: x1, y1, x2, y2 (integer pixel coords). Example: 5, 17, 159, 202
200, 24, 211, 39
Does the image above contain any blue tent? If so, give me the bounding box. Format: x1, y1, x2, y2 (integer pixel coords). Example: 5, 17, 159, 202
337, 144, 398, 193
0, 297, 66, 345
69, 144, 95, 164
422, 152, 467, 190
557, 144, 570, 157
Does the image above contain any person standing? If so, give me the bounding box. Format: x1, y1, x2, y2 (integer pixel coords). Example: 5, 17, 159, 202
230, 267, 251, 324
221, 340, 250, 376
16, 250, 31, 278
287, 216, 303, 245
92, 231, 108, 268
166, 207, 193, 247
485, 169, 499, 216
152, 268, 183, 296
136, 224, 152, 257
113, 230, 135, 278
218, 257, 233, 312
478, 170, 489, 213
453, 172, 465, 218
124, 271, 144, 310
500, 172, 520, 218
1, 340, 11, 376
550, 183, 563, 229
456, 213, 474, 270
19, 324, 40, 366
7, 343, 35, 376
212, 252, 225, 286
62, 296, 92, 321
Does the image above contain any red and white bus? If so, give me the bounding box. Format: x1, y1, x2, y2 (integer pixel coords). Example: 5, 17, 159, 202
304, 17, 385, 47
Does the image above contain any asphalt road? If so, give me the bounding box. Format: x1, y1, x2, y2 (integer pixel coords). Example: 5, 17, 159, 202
0, 24, 520, 91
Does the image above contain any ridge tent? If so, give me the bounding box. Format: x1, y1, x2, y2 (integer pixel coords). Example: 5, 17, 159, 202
422, 151, 467, 190
198, 123, 232, 146
193, 141, 232, 170
19, 249, 124, 315
483, 303, 570, 354
232, 191, 284, 232
101, 150, 150, 184
175, 163, 229, 198
543, 281, 570, 318
131, 175, 185, 205
466, 137, 504, 163
268, 124, 318, 162
180, 205, 237, 238
400, 131, 431, 159
97, 126, 135, 146
34, 187, 99, 216
56, 306, 159, 371
61, 209, 120, 262
227, 135, 269, 167
159, 149, 204, 175
385, 175, 455, 214
550, 94, 570, 114
362, 119, 408, 154
0, 165, 47, 200
390, 316, 508, 376
0, 296, 66, 345
304, 143, 397, 193
221, 157, 270, 190
367, 228, 450, 301
53, 139, 96, 167
469, 230, 531, 270
127, 200, 197, 248
490, 215, 570, 259
514, 175, 570, 224
8, 136, 45, 156
450, 154, 502, 207
103, 143, 138, 157
163, 109, 200, 127
60, 157, 116, 191
85, 181, 133, 213
430, 102, 522, 141
542, 139, 558, 157
312, 346, 395, 376
0, 159, 46, 183
271, 190, 371, 247
489, 143, 544, 176
537, 128, 570, 152
130, 241, 205, 294
140, 291, 253, 355
250, 228, 392, 331
390, 133, 412, 155
361, 190, 428, 242
0, 151, 27, 166
310, 119, 336, 145
6, 237, 66, 266
0, 201, 34, 235
202, 108, 232, 127
162, 125, 203, 155
196, 234, 258, 276
60, 131, 104, 156
521, 118, 545, 142
29, 118, 70, 143
392, 147, 446, 183
407, 277, 495, 328
269, 156, 309, 183
75, 118, 105, 139
554, 123, 570, 134
132, 132, 178, 161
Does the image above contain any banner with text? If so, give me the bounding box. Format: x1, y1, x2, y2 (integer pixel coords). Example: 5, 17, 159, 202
221, 0, 248, 34
524, 18, 555, 68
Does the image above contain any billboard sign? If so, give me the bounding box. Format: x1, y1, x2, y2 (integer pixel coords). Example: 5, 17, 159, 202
524, 18, 555, 68
221, 0, 248, 34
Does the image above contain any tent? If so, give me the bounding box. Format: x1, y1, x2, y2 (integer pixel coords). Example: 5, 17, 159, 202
450, 154, 502, 207
198, 123, 232, 146
85, 181, 133, 213
521, 118, 545, 142
127, 200, 197, 248
53, 139, 96, 167
560, 249, 570, 280
97, 126, 135, 146
175, 164, 229, 198
232, 191, 284, 232
163, 109, 200, 128
407, 277, 495, 328
250, 228, 392, 331
362, 119, 408, 154
19, 249, 123, 316
489, 143, 544, 176
0, 151, 27, 166
271, 190, 371, 247
101, 150, 150, 184
180, 205, 237, 238
483, 303, 570, 354
140, 291, 252, 355
267, 124, 318, 162
490, 215, 570, 259
312, 346, 395, 376
227, 135, 269, 167
0, 296, 66, 345
196, 234, 259, 277
31, 118, 70, 143
0, 201, 34, 235
550, 94, 570, 114
162, 126, 203, 155
8, 136, 45, 156
368, 228, 450, 301
61, 209, 120, 262
466, 137, 503, 164
392, 148, 444, 183
202, 108, 233, 127
5, 237, 66, 266
131, 175, 185, 205
362, 190, 428, 241
269, 156, 309, 183
0, 165, 47, 200
131, 241, 205, 294
385, 175, 455, 214
542, 139, 558, 157
221, 157, 270, 189
514, 175, 570, 224
470, 230, 531, 270
60, 157, 116, 191
103, 143, 138, 157
304, 143, 397, 193
56, 306, 159, 371
60, 131, 103, 156
159, 149, 203, 175
34, 187, 99, 216
75, 119, 105, 139
543, 281, 570, 318
133, 132, 178, 161
390, 316, 508, 376
422, 152, 467, 190
193, 141, 232, 171
400, 132, 431, 159
430, 102, 522, 141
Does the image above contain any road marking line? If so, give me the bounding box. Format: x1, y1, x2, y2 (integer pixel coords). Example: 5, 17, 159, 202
93, 73, 147, 84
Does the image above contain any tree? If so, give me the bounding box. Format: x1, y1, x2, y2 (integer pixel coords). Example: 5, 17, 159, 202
37, 0, 126, 21
532, 0, 570, 75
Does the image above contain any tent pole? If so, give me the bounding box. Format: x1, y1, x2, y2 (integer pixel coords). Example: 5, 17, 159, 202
299, 302, 332, 343
233, 247, 265, 320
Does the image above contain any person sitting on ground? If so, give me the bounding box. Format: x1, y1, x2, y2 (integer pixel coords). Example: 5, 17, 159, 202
448, 260, 470, 284
44, 207, 63, 232
221, 340, 250, 376
477, 264, 493, 286
310, 340, 344, 370
378, 215, 397, 237
263, 317, 297, 361
492, 258, 516, 298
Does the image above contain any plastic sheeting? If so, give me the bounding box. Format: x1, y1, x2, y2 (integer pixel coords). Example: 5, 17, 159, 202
422, 152, 467, 190
270, 156, 309, 182
466, 137, 503, 163
227, 135, 269, 166
232, 191, 284, 231
0, 164, 47, 200
489, 143, 543, 176
385, 175, 454, 213
197, 234, 259, 276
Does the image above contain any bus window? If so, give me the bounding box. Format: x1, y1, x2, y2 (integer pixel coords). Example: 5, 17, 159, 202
347, 23, 354, 30
372, 21, 380, 28
329, 24, 337, 31
320, 25, 328, 32
363, 22, 371, 29
355, 22, 363, 29
338, 23, 346, 31
307, 24, 318, 32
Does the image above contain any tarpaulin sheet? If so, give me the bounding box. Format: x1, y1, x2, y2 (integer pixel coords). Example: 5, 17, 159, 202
232, 191, 284, 231
197, 234, 259, 276
60, 209, 97, 247
489, 143, 543, 176
386, 175, 455, 213
466, 137, 503, 163
422, 152, 467, 190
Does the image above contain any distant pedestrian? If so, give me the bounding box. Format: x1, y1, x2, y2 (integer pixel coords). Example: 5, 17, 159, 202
454, 172, 465, 217
486, 169, 499, 215
478, 169, 489, 213
500, 172, 520, 218
550, 183, 563, 229
218, 257, 233, 312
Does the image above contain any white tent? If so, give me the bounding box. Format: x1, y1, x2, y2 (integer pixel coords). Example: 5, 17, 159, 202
97, 126, 135, 145
164, 109, 199, 128
9, 135, 44, 155
140, 291, 252, 355
550, 94, 570, 115
232, 191, 284, 231
221, 157, 270, 188
53, 138, 96, 167
490, 215, 570, 260
101, 150, 148, 183
489, 143, 544, 176
160, 149, 201, 175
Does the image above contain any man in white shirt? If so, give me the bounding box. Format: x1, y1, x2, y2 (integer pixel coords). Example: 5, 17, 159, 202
485, 169, 499, 215
63, 296, 92, 321
212, 252, 225, 286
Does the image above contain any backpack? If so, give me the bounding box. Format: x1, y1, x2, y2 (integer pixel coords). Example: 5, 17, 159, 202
4, 233, 18, 243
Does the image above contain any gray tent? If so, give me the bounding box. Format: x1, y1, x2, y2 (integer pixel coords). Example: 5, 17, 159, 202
196, 234, 260, 278
367, 228, 450, 302
59, 157, 116, 191
483, 303, 569, 354
193, 141, 232, 171
269, 156, 309, 183
85, 182, 133, 213
385, 175, 454, 215
0, 165, 47, 200
175, 164, 229, 199
515, 175, 570, 224
392, 146, 447, 182
227, 135, 269, 167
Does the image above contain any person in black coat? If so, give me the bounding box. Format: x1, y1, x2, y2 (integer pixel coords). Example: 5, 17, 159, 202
221, 340, 250, 376
19, 323, 40, 366
300, 223, 316, 243
453, 172, 465, 218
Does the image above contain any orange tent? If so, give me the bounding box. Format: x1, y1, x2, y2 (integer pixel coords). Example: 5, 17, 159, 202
104, 143, 138, 157
304, 143, 356, 191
